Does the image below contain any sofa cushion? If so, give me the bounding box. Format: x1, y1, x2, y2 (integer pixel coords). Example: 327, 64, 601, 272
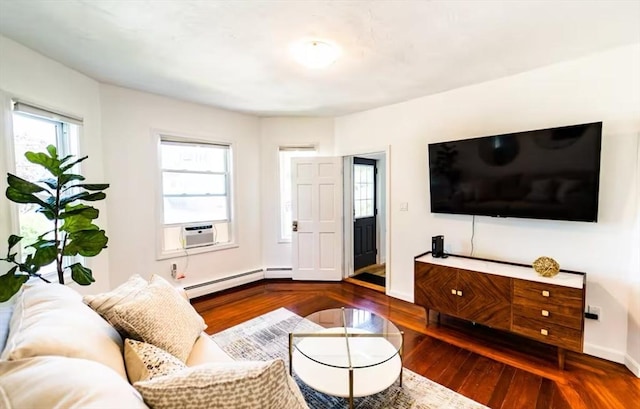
186, 333, 234, 367
0, 283, 127, 379
0, 356, 148, 409
124, 339, 186, 383
111, 275, 206, 362
133, 359, 309, 409
83, 274, 148, 334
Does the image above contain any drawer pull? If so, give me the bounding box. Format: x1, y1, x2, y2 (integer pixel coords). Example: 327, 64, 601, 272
541, 310, 550, 317
457, 290, 463, 297
451, 289, 457, 295
542, 290, 550, 297
540, 329, 548, 336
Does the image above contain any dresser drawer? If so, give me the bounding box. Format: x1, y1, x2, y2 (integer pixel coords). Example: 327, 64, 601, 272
512, 315, 582, 352
512, 304, 582, 330
513, 279, 583, 309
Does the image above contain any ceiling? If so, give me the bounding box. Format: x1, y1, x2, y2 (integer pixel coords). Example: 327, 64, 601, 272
0, 1, 639, 117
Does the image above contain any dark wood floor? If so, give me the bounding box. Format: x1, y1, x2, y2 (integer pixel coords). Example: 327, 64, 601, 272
192, 280, 640, 409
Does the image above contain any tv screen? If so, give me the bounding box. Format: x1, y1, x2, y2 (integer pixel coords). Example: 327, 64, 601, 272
428, 122, 602, 222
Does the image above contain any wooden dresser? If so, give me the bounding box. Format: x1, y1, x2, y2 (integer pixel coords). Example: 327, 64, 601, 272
414, 252, 586, 369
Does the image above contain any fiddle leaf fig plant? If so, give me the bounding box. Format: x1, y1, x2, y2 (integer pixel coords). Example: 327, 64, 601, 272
0, 145, 109, 301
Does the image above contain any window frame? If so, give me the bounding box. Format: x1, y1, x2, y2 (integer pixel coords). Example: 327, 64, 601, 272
155, 132, 238, 260
277, 145, 317, 243
8, 99, 83, 282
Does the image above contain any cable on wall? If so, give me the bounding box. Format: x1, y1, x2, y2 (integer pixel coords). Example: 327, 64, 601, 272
470, 215, 476, 257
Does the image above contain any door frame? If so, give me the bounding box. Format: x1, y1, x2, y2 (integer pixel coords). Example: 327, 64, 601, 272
342, 146, 391, 292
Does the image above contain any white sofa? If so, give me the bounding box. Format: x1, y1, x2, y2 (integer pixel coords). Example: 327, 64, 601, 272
0, 278, 308, 409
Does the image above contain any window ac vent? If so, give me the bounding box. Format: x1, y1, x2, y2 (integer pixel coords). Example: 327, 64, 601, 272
182, 224, 214, 249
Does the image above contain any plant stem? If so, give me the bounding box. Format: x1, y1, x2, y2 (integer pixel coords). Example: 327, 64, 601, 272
55, 174, 63, 284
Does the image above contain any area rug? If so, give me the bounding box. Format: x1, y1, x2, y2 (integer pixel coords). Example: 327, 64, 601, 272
210, 308, 488, 409
353, 272, 386, 287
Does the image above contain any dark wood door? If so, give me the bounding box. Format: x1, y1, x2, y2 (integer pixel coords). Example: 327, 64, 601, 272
456, 269, 512, 330
414, 262, 458, 317
353, 157, 377, 270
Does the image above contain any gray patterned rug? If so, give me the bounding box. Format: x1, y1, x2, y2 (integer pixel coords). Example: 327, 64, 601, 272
210, 308, 488, 409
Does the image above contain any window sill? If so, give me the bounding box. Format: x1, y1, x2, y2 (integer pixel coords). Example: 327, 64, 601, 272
157, 242, 239, 260
277, 238, 292, 244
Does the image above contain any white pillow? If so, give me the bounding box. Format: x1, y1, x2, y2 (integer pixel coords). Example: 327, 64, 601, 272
111, 275, 206, 362
0, 356, 148, 409
124, 339, 186, 384
134, 359, 308, 409
83, 274, 148, 333
1, 283, 127, 379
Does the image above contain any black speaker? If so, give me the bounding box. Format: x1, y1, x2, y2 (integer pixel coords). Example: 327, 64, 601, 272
432, 235, 444, 258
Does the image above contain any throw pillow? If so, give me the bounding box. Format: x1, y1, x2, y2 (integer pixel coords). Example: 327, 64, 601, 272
111, 275, 206, 362
124, 339, 186, 383
0, 356, 147, 409
133, 359, 309, 409
83, 274, 148, 334
0, 283, 127, 379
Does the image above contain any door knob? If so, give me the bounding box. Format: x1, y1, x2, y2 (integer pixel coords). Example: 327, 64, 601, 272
292, 221, 298, 232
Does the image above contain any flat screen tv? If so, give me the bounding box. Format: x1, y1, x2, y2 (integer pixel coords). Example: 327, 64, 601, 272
428, 122, 602, 222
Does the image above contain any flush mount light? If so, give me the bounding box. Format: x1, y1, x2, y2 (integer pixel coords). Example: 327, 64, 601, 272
291, 40, 340, 69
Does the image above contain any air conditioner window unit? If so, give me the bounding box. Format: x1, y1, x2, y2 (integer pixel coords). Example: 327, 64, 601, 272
182, 224, 215, 249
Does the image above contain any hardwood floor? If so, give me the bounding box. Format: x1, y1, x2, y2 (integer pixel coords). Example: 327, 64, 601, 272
192, 280, 639, 409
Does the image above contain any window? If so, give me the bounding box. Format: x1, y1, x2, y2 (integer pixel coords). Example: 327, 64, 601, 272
354, 163, 374, 219
11, 101, 81, 275
159, 138, 233, 253
279, 146, 316, 242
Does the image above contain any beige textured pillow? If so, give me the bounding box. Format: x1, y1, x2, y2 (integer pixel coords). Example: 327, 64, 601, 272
111, 275, 206, 362
0, 356, 148, 409
124, 339, 186, 384
134, 359, 309, 409
83, 274, 148, 333
0, 283, 127, 379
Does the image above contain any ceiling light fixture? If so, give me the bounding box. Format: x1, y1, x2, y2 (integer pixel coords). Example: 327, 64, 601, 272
292, 40, 340, 69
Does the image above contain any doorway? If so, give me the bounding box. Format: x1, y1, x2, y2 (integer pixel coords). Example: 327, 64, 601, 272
344, 153, 387, 291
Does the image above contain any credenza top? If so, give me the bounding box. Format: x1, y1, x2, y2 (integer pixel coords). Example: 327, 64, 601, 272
415, 254, 585, 289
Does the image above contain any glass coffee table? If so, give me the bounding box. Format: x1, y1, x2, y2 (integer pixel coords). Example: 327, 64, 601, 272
288, 307, 404, 409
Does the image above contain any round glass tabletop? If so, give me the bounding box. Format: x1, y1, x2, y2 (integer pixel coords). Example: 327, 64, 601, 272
291, 307, 403, 369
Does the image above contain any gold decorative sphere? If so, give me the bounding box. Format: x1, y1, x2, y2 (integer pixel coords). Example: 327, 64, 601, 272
532, 257, 560, 277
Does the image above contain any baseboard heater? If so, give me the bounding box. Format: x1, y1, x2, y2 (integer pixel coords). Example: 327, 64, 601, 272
183, 269, 264, 299
264, 267, 292, 279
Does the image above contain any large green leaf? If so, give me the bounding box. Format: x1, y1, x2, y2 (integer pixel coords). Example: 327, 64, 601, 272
68, 263, 95, 285
59, 191, 106, 207
59, 174, 85, 187
25, 151, 61, 176
71, 184, 110, 191
37, 208, 56, 220
8, 235, 22, 251
7, 174, 47, 194
0, 267, 28, 302
31, 243, 58, 267
6, 187, 50, 208
60, 214, 99, 233
46, 145, 58, 158
61, 204, 99, 220
60, 156, 88, 173
63, 230, 108, 257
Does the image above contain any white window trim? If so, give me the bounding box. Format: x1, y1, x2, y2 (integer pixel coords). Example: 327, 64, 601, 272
4, 95, 84, 283
154, 130, 238, 260
277, 145, 317, 243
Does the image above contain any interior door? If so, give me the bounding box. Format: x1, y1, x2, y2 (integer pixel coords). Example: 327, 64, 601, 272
291, 157, 343, 281
353, 157, 377, 270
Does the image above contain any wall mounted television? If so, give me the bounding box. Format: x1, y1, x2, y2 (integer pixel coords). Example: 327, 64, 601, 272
428, 122, 602, 222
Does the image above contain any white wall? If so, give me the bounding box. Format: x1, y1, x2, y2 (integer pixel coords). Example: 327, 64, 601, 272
100, 85, 262, 288
259, 117, 334, 270
626, 136, 640, 376
0, 35, 111, 293
334, 44, 640, 364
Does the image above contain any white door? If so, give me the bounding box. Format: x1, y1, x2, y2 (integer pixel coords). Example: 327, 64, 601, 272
291, 157, 343, 281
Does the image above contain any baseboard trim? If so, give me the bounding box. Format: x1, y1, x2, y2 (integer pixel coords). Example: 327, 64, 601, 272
624, 353, 640, 378
386, 289, 413, 303
584, 342, 625, 364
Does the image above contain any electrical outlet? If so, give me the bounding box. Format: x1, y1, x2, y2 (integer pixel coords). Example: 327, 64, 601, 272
585, 305, 601, 321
